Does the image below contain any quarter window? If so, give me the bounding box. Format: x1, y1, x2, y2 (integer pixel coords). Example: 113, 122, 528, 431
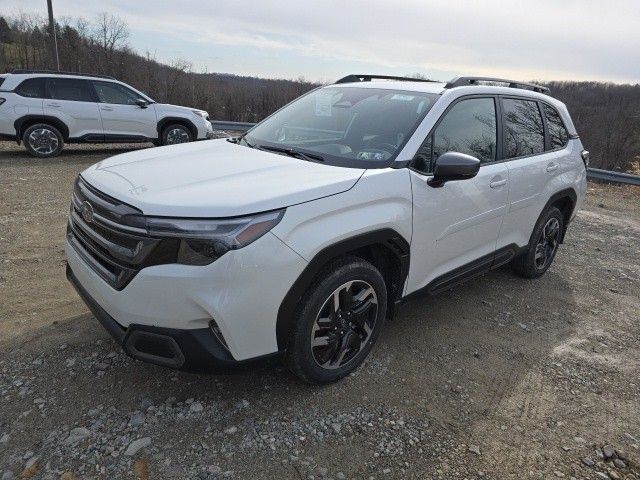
502, 98, 544, 158
15, 78, 46, 98
47, 78, 94, 102
542, 104, 569, 149
92, 81, 140, 105
413, 97, 497, 174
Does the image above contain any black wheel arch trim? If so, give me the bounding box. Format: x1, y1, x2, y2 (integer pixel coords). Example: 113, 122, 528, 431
157, 117, 198, 140
538, 188, 577, 243
14, 115, 70, 142
275, 228, 410, 351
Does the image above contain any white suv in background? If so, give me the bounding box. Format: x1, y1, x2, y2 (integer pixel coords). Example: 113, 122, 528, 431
65, 74, 588, 384
0, 70, 213, 157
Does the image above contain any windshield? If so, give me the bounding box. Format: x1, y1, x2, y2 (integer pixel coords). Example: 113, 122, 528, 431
244, 87, 439, 168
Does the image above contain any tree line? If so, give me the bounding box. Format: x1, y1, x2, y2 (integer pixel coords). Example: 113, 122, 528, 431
1, 13, 638, 172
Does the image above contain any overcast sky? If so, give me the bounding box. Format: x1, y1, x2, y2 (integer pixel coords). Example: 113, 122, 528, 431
3, 0, 639, 83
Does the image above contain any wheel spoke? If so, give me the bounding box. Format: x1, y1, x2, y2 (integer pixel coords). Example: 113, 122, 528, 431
311, 335, 331, 347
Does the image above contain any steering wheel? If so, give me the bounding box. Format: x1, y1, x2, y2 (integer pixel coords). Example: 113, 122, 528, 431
366, 142, 397, 154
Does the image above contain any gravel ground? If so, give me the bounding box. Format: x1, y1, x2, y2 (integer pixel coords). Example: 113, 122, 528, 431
0, 142, 639, 480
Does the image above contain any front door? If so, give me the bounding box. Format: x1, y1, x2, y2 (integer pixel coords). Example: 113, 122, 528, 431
406, 96, 509, 294
91, 81, 157, 140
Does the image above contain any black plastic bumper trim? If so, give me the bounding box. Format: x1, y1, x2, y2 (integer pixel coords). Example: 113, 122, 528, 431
66, 263, 281, 373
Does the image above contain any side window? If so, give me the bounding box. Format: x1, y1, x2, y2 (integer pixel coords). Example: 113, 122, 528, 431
92, 81, 140, 105
413, 97, 496, 174
48, 78, 94, 102
502, 98, 544, 158
542, 104, 569, 149
15, 78, 46, 98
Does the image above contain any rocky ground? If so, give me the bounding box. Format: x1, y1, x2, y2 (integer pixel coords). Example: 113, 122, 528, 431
0, 142, 639, 479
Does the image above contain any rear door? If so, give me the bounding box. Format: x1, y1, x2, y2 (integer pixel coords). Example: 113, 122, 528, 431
496, 97, 563, 249
44, 77, 102, 140
91, 81, 157, 140
407, 96, 509, 294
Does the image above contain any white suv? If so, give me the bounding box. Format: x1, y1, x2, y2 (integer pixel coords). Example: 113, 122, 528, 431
0, 70, 213, 157
65, 74, 587, 384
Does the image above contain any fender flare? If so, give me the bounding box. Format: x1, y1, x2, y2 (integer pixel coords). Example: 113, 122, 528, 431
537, 187, 578, 242
275, 228, 410, 351
157, 117, 198, 140
14, 115, 70, 142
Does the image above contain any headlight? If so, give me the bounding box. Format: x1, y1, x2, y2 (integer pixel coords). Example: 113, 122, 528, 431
192, 110, 209, 120
146, 210, 285, 265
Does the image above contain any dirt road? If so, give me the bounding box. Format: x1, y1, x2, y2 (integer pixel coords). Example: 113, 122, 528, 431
1, 142, 639, 479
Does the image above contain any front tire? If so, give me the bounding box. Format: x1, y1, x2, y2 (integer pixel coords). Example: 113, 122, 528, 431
22, 123, 64, 158
511, 206, 564, 279
286, 256, 387, 384
161, 124, 193, 145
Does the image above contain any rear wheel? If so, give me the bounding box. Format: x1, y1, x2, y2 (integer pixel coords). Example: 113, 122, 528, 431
286, 256, 387, 384
22, 123, 64, 158
161, 124, 193, 145
511, 206, 564, 278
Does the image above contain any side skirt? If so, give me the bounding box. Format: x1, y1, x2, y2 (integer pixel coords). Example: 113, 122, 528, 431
401, 243, 525, 302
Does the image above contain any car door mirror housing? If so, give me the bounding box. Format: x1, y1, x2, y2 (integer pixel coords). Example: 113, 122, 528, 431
136, 99, 148, 108
427, 152, 481, 188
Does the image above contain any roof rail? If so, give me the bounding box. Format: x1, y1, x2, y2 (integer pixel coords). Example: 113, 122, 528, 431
444, 76, 549, 93
335, 74, 438, 84
10, 69, 116, 80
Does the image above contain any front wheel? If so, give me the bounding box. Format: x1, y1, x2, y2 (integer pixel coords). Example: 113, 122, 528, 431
286, 256, 387, 384
161, 124, 193, 145
511, 206, 564, 279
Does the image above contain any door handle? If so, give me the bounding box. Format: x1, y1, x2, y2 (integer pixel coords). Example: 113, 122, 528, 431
46, 103, 61, 108
490, 179, 507, 188
100, 106, 114, 111
546, 163, 558, 172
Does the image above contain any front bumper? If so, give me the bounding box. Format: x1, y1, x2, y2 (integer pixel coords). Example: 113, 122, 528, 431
67, 264, 280, 372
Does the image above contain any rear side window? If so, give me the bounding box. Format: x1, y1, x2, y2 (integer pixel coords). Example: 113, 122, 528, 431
502, 98, 544, 158
542, 104, 569, 149
47, 78, 94, 102
0, 77, 5, 88
92, 81, 141, 105
15, 78, 46, 98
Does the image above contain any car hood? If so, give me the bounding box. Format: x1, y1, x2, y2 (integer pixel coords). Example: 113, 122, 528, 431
80, 139, 365, 217
154, 103, 205, 116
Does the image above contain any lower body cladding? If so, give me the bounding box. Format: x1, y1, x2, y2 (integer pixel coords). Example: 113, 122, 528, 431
65, 231, 308, 372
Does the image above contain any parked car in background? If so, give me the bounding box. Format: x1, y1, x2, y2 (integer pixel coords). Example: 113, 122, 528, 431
65, 74, 587, 384
0, 70, 214, 158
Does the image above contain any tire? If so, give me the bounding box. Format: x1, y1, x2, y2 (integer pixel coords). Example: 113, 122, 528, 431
511, 206, 564, 279
22, 123, 64, 158
161, 124, 193, 145
286, 256, 387, 384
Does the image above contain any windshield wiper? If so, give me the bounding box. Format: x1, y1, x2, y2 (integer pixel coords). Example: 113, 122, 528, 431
258, 145, 325, 163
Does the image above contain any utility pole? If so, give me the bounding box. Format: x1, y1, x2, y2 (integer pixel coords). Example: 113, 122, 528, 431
47, 0, 60, 71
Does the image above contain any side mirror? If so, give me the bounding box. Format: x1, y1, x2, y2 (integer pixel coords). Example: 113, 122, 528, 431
427, 151, 480, 188
136, 99, 148, 109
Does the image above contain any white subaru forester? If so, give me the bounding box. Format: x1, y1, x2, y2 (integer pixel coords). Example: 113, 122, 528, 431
65, 74, 587, 384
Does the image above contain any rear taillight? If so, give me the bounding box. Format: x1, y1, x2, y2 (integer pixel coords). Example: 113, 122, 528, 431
581, 150, 590, 167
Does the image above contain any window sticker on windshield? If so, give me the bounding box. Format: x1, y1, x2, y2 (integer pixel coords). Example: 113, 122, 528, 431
315, 92, 333, 116
391, 94, 415, 101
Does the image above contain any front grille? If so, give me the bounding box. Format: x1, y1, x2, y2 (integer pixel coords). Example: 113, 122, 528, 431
67, 176, 178, 290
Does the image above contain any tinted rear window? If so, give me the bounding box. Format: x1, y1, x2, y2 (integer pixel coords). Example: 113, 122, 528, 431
502, 98, 544, 158
48, 78, 94, 102
15, 78, 46, 98
0, 77, 5, 88
543, 104, 569, 149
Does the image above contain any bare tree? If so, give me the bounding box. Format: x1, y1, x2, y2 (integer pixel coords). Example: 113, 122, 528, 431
92, 12, 128, 73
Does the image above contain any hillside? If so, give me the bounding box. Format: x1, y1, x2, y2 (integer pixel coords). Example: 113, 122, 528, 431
1, 13, 639, 171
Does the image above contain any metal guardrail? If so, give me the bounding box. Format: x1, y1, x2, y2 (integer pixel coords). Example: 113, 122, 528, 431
586, 168, 640, 186
210, 120, 255, 132
210, 121, 640, 186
